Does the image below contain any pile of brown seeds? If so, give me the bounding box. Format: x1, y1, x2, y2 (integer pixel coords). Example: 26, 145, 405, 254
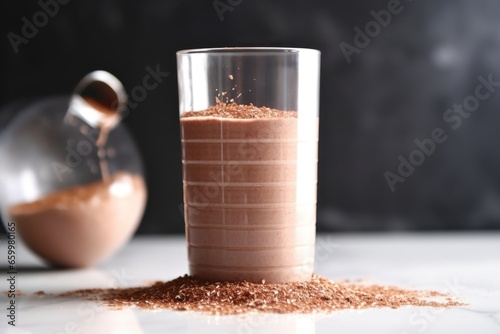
57, 274, 464, 315
181, 101, 297, 119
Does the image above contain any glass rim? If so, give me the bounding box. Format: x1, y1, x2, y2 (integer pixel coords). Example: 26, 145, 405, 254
176, 47, 320, 56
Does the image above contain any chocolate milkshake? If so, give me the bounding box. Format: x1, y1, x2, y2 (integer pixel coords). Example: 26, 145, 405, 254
9, 173, 146, 267
181, 102, 318, 283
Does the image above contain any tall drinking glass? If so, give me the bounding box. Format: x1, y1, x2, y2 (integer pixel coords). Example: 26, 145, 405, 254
177, 47, 320, 283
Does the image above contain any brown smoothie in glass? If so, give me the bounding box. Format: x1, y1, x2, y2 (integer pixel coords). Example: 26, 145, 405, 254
181, 102, 318, 283
9, 173, 146, 267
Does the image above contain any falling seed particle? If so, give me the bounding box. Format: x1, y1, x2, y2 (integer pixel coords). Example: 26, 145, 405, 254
229, 75, 234, 80
107, 148, 116, 158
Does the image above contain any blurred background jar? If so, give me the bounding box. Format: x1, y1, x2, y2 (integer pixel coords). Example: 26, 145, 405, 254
0, 71, 147, 267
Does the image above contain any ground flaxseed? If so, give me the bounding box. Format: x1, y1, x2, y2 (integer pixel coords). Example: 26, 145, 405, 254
55, 274, 464, 315
181, 101, 297, 119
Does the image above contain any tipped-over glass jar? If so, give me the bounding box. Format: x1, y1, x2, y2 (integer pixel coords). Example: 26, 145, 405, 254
0, 71, 147, 267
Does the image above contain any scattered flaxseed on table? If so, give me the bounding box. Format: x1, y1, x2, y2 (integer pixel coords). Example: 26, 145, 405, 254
55, 274, 465, 315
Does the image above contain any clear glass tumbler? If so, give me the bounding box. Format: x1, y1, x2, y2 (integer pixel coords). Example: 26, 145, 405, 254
177, 47, 320, 283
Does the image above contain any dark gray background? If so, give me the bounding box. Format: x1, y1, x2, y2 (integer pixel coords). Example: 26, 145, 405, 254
1, 0, 500, 233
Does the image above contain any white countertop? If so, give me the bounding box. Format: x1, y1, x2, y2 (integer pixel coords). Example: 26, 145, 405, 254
1, 233, 499, 333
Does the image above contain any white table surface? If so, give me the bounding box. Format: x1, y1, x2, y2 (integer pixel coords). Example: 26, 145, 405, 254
1, 233, 499, 334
